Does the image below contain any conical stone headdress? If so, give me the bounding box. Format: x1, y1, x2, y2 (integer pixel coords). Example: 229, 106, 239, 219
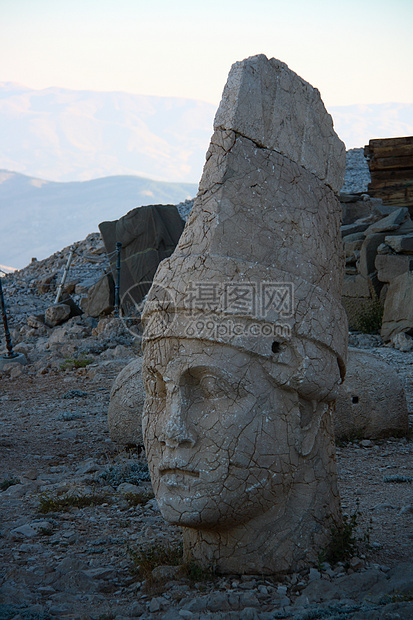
142, 55, 347, 383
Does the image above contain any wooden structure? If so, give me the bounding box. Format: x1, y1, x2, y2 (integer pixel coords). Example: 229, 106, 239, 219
364, 136, 413, 215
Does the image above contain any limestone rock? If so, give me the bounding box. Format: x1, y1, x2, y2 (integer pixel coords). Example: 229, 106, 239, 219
381, 271, 413, 341
358, 234, 386, 277
334, 348, 409, 440
341, 222, 371, 237
375, 254, 413, 283
385, 234, 413, 254
390, 331, 413, 352
44, 303, 71, 327
364, 207, 410, 235
108, 357, 144, 445
342, 274, 371, 298
142, 55, 347, 574
340, 195, 384, 226
82, 273, 115, 318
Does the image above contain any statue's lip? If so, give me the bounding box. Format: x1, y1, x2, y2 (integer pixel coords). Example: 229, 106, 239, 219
159, 467, 200, 478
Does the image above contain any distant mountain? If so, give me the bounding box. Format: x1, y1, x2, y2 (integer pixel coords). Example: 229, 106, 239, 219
0, 83, 412, 184
0, 83, 215, 184
0, 170, 197, 269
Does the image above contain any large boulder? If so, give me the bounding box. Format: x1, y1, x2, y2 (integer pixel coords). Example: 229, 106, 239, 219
334, 348, 409, 440
82, 273, 115, 318
381, 271, 413, 341
375, 254, 413, 284
108, 357, 144, 446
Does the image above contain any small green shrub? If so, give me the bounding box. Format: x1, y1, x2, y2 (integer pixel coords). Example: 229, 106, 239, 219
129, 541, 216, 584
129, 542, 184, 578
184, 561, 217, 581
320, 502, 371, 566
0, 477, 20, 491
59, 356, 93, 370
353, 298, 384, 334
39, 491, 108, 513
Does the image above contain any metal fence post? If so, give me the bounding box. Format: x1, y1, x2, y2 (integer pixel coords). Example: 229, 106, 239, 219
55, 244, 75, 304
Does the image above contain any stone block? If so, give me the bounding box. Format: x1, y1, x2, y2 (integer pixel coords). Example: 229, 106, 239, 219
344, 239, 363, 259
342, 232, 365, 243
381, 271, 413, 341
340, 196, 383, 226
358, 234, 386, 277
341, 222, 370, 237
364, 207, 410, 235
342, 274, 371, 298
334, 348, 409, 440
375, 254, 413, 283
83, 273, 115, 318
385, 234, 413, 254
44, 303, 71, 327
108, 357, 144, 446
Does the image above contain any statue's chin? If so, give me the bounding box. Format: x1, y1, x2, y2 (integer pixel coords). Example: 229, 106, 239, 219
157, 491, 273, 531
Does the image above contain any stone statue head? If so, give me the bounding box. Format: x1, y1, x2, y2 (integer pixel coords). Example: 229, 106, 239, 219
141, 54, 347, 574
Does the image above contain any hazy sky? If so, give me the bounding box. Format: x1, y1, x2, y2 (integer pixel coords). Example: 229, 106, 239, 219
1, 0, 412, 107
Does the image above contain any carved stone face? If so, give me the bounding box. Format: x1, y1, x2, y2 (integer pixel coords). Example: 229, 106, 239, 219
142, 337, 311, 530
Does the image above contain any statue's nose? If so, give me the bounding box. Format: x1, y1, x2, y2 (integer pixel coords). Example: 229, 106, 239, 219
161, 386, 196, 448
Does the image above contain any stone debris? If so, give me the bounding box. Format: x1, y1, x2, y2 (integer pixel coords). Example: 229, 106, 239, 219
335, 347, 409, 440
108, 357, 144, 446
381, 271, 413, 341
340, 196, 413, 340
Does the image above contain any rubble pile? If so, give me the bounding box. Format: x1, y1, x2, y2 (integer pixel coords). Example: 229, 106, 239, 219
1, 233, 138, 379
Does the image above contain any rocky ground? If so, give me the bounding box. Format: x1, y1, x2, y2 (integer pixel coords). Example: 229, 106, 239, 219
0, 192, 413, 618
341, 148, 371, 195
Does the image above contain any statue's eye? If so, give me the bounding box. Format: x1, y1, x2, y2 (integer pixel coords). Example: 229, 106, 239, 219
145, 371, 166, 398
199, 375, 227, 399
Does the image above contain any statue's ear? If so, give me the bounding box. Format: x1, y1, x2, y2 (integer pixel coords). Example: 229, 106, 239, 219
296, 399, 330, 457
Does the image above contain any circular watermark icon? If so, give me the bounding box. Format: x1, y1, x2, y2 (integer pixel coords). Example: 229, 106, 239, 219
119, 281, 175, 340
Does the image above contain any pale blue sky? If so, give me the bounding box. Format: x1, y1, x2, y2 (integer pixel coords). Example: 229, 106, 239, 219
1, 0, 412, 106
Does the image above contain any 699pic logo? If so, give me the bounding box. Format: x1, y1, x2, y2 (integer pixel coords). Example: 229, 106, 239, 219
119, 281, 176, 340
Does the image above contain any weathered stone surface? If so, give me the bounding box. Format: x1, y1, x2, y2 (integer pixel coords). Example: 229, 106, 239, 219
364, 207, 410, 235
213, 54, 345, 192
375, 253, 413, 283
342, 274, 371, 298
340, 196, 383, 226
390, 331, 413, 352
344, 238, 363, 259
334, 348, 409, 440
381, 271, 413, 341
342, 231, 365, 243
385, 234, 413, 254
108, 357, 144, 446
83, 273, 115, 317
99, 204, 184, 308
358, 234, 386, 277
341, 222, 371, 237
142, 56, 347, 574
44, 303, 71, 327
